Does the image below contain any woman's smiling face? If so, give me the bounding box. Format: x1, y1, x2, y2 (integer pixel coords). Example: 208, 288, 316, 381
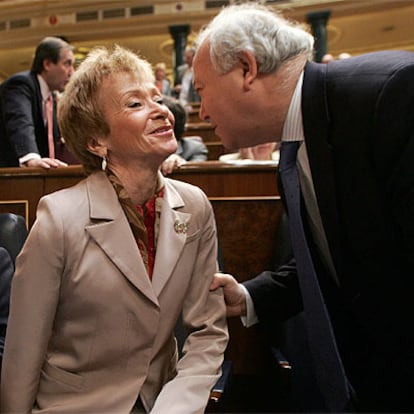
99, 71, 177, 169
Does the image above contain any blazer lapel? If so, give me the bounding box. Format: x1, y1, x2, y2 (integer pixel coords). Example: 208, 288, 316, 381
84, 172, 158, 306
302, 62, 345, 278
152, 180, 191, 297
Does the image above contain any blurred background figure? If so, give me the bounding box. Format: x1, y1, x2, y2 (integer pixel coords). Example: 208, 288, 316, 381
154, 62, 172, 96
161, 96, 208, 175
174, 46, 201, 108
220, 142, 280, 162
322, 52, 351, 63
338, 52, 352, 60
321, 53, 334, 63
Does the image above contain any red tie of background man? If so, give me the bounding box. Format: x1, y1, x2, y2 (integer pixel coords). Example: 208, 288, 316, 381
46, 94, 55, 159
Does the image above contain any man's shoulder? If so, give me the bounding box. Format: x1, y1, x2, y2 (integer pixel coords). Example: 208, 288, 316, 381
304, 50, 414, 93
3, 70, 33, 83
322, 50, 414, 75
164, 175, 208, 203
1, 70, 37, 92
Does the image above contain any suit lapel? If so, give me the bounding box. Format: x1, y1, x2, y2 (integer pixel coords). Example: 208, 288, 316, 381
84, 172, 158, 306
32, 73, 48, 141
152, 180, 191, 296
302, 62, 345, 277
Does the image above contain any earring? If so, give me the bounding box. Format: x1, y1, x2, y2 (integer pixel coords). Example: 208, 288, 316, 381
101, 156, 107, 171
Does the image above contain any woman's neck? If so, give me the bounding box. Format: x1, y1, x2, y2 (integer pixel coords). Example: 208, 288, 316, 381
109, 166, 159, 206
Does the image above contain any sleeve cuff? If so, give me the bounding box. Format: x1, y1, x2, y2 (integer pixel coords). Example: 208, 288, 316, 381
240, 284, 259, 328
19, 153, 41, 166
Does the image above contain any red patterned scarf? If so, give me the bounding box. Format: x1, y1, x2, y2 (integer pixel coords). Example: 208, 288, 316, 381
107, 171, 164, 279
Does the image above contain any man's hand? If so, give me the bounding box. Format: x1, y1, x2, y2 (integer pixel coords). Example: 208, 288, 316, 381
210, 272, 247, 317
25, 158, 68, 169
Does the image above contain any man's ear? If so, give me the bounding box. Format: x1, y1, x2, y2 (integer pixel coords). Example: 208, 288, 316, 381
239, 50, 258, 90
87, 137, 107, 158
42, 58, 53, 73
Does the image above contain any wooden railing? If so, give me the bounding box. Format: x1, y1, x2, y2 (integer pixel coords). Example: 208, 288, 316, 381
0, 161, 279, 226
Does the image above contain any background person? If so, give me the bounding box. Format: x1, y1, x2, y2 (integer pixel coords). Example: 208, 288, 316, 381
154, 62, 172, 96
161, 96, 208, 175
193, 3, 414, 412
219, 142, 280, 162
174, 46, 201, 108
1, 45, 228, 413
0, 36, 75, 168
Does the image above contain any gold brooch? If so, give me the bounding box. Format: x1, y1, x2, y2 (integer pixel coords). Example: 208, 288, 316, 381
174, 220, 188, 234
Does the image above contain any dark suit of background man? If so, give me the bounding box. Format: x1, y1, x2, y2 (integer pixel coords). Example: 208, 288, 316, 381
194, 3, 414, 412
0, 36, 75, 169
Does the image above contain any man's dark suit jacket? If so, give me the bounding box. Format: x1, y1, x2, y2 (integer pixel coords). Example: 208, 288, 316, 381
244, 51, 414, 412
0, 70, 60, 167
0, 247, 13, 369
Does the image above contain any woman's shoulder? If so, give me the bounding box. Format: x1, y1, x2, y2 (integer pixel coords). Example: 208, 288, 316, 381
164, 176, 204, 194
164, 177, 209, 205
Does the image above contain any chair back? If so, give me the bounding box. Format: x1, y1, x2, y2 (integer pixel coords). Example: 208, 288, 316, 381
0, 213, 27, 264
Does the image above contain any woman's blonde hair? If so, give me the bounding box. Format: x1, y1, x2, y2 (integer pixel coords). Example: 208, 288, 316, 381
58, 45, 154, 174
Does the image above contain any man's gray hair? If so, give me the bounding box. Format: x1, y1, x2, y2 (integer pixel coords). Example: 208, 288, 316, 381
195, 3, 314, 74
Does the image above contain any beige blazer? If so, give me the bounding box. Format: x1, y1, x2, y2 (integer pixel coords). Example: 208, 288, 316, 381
1, 171, 228, 413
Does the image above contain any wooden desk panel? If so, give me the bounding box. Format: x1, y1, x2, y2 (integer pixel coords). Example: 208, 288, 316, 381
171, 161, 278, 198
206, 142, 227, 160
212, 196, 283, 375
0, 166, 85, 227
0, 162, 278, 227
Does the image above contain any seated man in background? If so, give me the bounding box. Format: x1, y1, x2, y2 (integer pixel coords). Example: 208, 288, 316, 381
161, 96, 208, 175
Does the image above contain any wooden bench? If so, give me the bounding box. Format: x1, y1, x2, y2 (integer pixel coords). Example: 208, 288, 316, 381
184, 121, 217, 143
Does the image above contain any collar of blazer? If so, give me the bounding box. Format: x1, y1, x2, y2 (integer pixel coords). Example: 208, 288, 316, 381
84, 171, 192, 303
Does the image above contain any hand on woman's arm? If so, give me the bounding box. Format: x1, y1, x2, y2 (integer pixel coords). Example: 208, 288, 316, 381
210, 273, 247, 317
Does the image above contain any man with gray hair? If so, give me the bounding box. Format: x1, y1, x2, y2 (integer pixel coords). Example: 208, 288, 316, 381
0, 36, 75, 168
198, 3, 414, 412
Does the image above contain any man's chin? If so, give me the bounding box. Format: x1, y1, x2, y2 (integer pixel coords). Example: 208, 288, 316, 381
221, 136, 244, 152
